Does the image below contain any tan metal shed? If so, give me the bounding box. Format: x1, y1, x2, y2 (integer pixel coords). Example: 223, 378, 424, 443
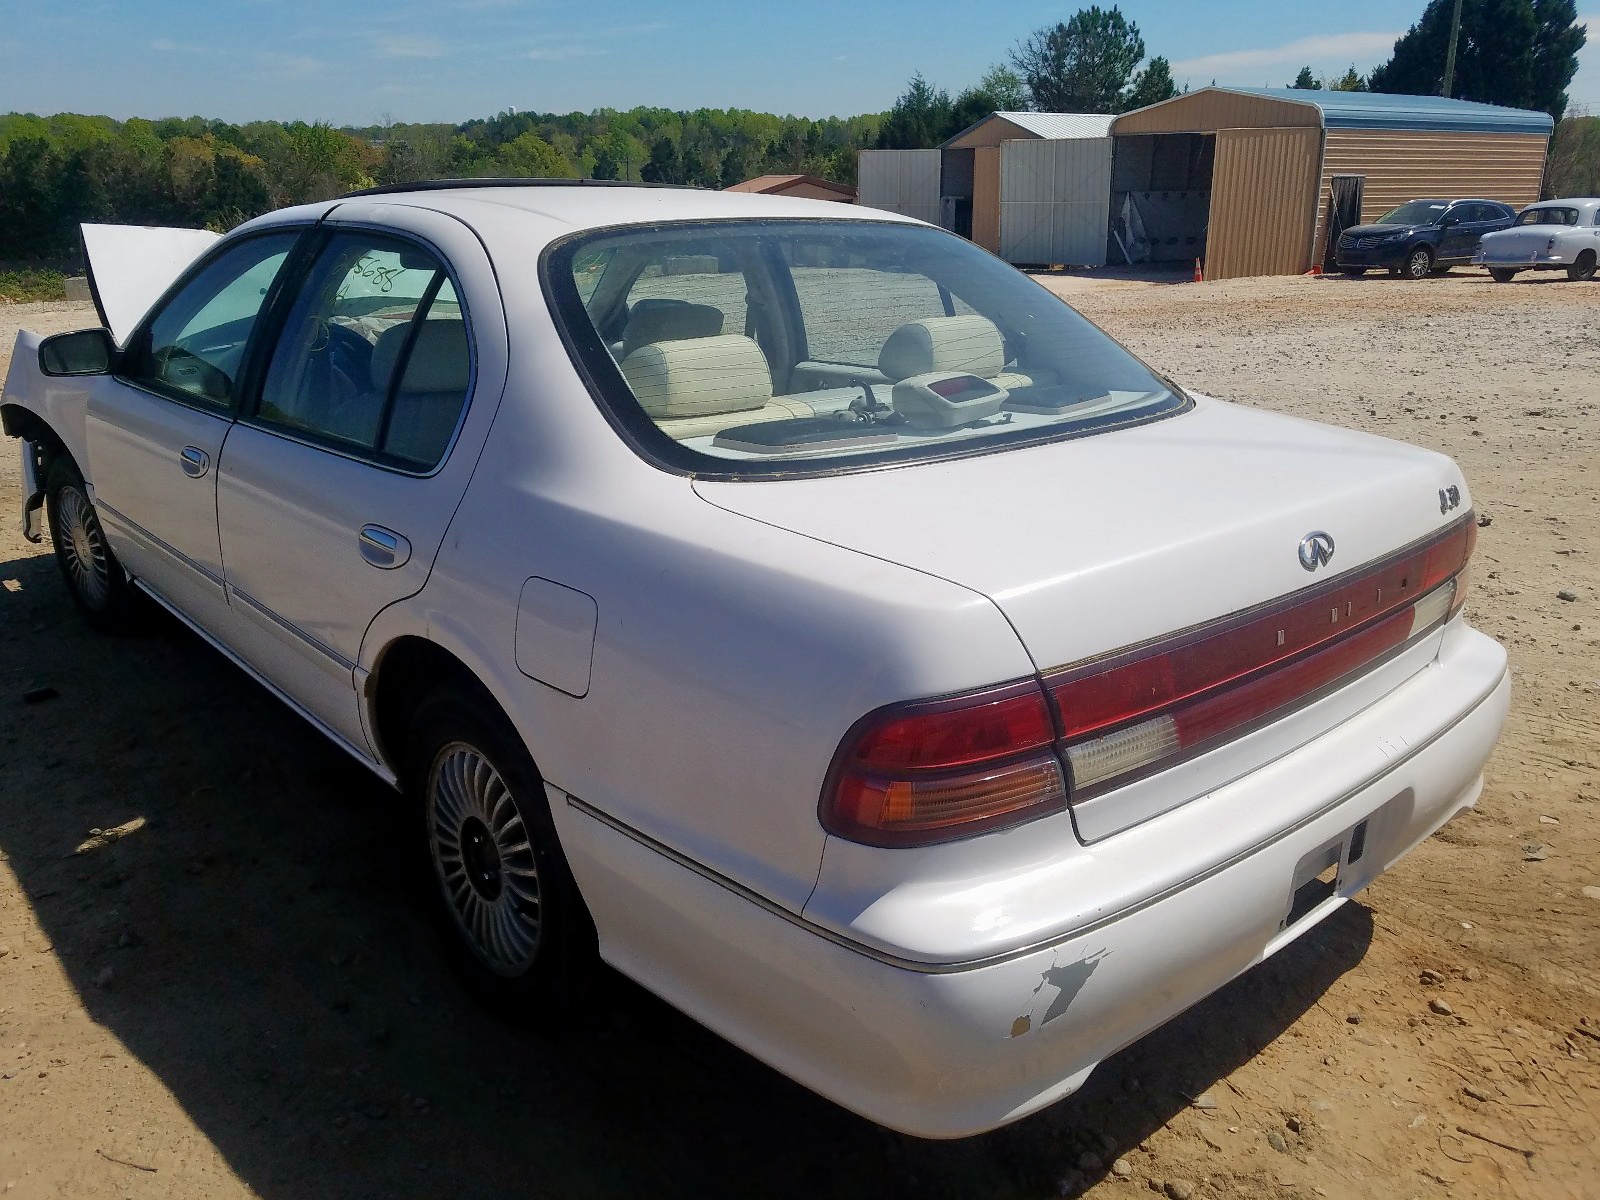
1109, 87, 1555, 280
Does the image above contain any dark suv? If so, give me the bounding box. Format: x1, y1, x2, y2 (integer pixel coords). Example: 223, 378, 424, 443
1336, 198, 1516, 279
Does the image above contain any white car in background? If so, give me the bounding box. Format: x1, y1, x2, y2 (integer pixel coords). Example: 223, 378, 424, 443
2, 182, 1509, 1138
1476, 197, 1600, 281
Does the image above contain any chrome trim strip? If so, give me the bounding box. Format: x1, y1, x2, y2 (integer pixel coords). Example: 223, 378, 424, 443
567, 666, 1507, 976
226, 583, 358, 674
132, 578, 396, 788
94, 498, 224, 588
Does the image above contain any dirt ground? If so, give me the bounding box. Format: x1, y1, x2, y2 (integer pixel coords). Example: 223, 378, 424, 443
1, 272, 1596, 1200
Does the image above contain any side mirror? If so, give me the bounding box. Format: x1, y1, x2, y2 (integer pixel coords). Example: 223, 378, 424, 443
38, 327, 117, 377
1438, 215, 1460, 228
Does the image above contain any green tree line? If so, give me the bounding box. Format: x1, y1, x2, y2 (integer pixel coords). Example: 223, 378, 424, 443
0, 106, 882, 260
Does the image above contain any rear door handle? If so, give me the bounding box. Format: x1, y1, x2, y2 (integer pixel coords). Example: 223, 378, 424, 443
179, 446, 209, 478
359, 525, 411, 570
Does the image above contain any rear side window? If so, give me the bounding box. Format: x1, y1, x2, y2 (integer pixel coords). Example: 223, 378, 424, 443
256, 234, 471, 470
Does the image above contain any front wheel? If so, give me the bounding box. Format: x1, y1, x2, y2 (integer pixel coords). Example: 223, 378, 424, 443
1402, 246, 1434, 280
45, 457, 139, 632
1567, 251, 1597, 282
1489, 268, 1519, 283
408, 687, 596, 1012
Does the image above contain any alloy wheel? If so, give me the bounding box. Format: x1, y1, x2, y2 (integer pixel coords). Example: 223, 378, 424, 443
55, 484, 113, 610
428, 741, 543, 975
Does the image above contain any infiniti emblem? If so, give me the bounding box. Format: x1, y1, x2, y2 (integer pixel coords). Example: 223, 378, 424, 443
1298, 531, 1336, 572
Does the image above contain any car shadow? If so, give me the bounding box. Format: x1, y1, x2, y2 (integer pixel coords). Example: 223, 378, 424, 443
0, 550, 1373, 1199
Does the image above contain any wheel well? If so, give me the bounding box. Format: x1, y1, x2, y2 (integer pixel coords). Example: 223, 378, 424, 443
370, 636, 493, 779
1, 404, 71, 471
1577, 248, 1597, 265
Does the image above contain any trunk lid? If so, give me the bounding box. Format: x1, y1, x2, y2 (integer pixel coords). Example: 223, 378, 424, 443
81, 223, 221, 344
1478, 227, 1553, 259
694, 396, 1468, 675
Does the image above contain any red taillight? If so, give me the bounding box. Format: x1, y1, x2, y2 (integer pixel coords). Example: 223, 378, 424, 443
821, 681, 1065, 846
1054, 516, 1475, 795
822, 516, 1476, 846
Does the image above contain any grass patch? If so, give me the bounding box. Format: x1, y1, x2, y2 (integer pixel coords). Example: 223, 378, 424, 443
0, 269, 68, 303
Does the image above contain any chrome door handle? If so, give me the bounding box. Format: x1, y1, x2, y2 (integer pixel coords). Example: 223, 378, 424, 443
359, 525, 411, 570
179, 446, 209, 478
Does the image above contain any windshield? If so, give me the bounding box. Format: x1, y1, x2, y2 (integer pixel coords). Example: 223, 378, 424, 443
1377, 201, 1449, 226
545, 220, 1184, 476
1515, 207, 1579, 226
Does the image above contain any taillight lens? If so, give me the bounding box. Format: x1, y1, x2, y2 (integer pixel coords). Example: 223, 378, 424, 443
822, 515, 1476, 846
821, 681, 1065, 846
1052, 515, 1476, 797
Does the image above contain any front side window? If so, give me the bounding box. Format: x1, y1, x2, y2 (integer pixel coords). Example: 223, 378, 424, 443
256, 234, 471, 469
127, 233, 299, 409
547, 219, 1184, 476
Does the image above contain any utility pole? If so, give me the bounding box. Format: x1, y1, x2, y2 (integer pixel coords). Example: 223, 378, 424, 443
1442, 0, 1465, 97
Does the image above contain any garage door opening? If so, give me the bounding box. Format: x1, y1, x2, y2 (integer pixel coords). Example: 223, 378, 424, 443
1109, 134, 1215, 266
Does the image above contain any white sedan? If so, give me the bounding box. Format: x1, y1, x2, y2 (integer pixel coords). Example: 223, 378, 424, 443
2, 182, 1508, 1138
1475, 197, 1600, 281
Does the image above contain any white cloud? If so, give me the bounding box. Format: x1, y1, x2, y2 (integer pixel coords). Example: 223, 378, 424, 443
375, 34, 444, 58
1171, 31, 1401, 82
255, 53, 323, 80
526, 46, 606, 61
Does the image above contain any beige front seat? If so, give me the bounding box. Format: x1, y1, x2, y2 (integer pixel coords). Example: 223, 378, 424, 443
371, 319, 471, 466
877, 314, 1056, 391
620, 300, 725, 359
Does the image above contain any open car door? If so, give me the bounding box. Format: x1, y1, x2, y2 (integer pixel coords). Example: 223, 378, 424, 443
81, 223, 221, 345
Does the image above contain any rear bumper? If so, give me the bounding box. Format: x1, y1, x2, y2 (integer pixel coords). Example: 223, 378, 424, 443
554, 625, 1509, 1138
1473, 251, 1569, 270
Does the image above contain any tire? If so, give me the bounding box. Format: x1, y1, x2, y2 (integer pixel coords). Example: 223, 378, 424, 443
1567, 251, 1597, 282
1489, 268, 1519, 283
1402, 246, 1434, 280
44, 457, 139, 632
407, 686, 597, 1014
1340, 267, 1367, 278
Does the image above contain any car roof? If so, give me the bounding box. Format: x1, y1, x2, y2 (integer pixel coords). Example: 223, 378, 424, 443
231, 180, 921, 247
343, 179, 914, 232
1522, 197, 1600, 208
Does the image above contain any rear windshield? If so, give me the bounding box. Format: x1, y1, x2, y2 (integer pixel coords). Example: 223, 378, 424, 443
544, 219, 1184, 477
1377, 202, 1448, 225
1516, 207, 1580, 226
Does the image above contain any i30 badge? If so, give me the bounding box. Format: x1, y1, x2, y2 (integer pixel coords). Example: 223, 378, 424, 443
1298, 531, 1336, 572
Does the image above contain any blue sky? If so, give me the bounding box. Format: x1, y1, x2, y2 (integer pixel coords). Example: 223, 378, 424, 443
1, 0, 1596, 124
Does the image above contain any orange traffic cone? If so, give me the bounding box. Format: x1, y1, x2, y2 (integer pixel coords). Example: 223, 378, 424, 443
1305, 263, 1323, 277
1193, 258, 1204, 283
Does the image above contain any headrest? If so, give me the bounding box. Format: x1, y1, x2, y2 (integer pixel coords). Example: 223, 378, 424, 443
878, 314, 1005, 382
372, 319, 471, 395
621, 334, 772, 419
621, 300, 725, 358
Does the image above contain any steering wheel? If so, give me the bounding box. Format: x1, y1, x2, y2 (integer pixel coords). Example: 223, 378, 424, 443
156, 345, 232, 402
321, 322, 374, 397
